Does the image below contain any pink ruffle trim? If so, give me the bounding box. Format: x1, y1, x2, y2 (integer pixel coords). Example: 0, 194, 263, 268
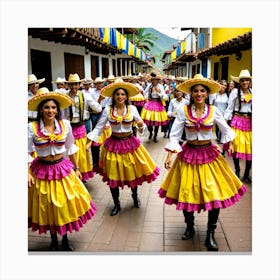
144, 101, 165, 111
28, 201, 97, 236
231, 115, 252, 131
104, 136, 141, 153
143, 120, 169, 126
72, 124, 86, 139
177, 144, 220, 164
81, 170, 94, 181
132, 101, 145, 106
158, 185, 247, 213
102, 166, 160, 188
234, 152, 252, 161
30, 157, 73, 180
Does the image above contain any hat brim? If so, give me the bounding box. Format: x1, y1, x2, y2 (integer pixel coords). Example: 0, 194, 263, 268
177, 78, 221, 94
230, 75, 252, 83
101, 82, 139, 98
28, 92, 74, 111
28, 78, 45, 85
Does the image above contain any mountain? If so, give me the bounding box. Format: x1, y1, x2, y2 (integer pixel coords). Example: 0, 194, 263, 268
142, 28, 179, 71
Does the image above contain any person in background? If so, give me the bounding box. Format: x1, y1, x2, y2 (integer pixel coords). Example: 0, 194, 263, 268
28, 74, 45, 122
141, 72, 168, 143
87, 78, 160, 216
64, 73, 102, 182
166, 85, 189, 139
81, 77, 95, 133
158, 74, 247, 251
212, 80, 229, 144
224, 70, 252, 183
28, 87, 97, 251
52, 77, 68, 94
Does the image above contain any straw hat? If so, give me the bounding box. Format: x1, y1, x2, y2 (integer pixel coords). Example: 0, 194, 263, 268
148, 73, 164, 81
82, 78, 93, 84
230, 69, 252, 83
66, 73, 83, 83
93, 77, 106, 83
28, 74, 45, 85
51, 77, 66, 84
107, 75, 116, 81
28, 87, 74, 111
101, 78, 139, 98
177, 74, 221, 95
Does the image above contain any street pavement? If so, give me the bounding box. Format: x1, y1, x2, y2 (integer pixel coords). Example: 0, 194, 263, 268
28, 130, 252, 253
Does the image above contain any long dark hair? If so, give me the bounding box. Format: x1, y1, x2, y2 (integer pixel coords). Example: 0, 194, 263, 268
190, 84, 210, 105
36, 99, 61, 121
111, 87, 131, 107
237, 86, 252, 111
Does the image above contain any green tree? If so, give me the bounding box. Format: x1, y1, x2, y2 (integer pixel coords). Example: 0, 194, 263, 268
126, 28, 158, 52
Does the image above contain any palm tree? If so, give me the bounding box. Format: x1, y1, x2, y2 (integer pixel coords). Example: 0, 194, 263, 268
126, 28, 158, 52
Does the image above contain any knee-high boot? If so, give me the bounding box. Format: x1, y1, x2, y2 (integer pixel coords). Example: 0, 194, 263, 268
182, 210, 195, 240
50, 233, 59, 251
148, 126, 153, 139
110, 187, 121, 216
153, 126, 159, 143
131, 187, 141, 208
243, 160, 252, 182
62, 233, 74, 251
205, 208, 220, 251
233, 156, 240, 178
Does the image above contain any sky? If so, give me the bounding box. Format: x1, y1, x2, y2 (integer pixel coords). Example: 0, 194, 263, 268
155, 27, 192, 41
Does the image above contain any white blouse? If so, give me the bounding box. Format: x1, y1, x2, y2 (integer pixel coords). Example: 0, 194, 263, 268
224, 88, 252, 120
87, 105, 143, 142
144, 83, 166, 99
167, 97, 189, 118
28, 119, 78, 163
165, 104, 236, 153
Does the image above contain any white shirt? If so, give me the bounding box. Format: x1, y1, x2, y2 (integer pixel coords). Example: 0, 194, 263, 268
28, 119, 78, 163
87, 105, 143, 143
212, 92, 229, 115
224, 88, 252, 120
28, 90, 37, 119
63, 91, 102, 122
165, 104, 236, 153
144, 83, 166, 99
90, 88, 112, 109
167, 97, 189, 118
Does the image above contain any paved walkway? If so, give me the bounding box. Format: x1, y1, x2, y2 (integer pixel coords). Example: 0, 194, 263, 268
28, 131, 252, 253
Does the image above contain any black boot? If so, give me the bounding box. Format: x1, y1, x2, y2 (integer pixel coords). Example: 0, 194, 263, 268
131, 187, 141, 208
50, 233, 59, 251
205, 208, 220, 251
148, 126, 153, 140
153, 126, 159, 143
62, 234, 74, 251
233, 156, 240, 178
182, 210, 195, 240
243, 160, 252, 183
110, 187, 121, 216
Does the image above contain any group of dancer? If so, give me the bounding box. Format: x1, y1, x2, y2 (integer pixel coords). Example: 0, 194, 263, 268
27, 69, 252, 252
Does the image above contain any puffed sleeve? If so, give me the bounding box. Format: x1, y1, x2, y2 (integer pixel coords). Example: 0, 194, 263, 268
87, 106, 109, 142
63, 119, 79, 156
214, 107, 236, 143
131, 105, 142, 122
164, 106, 186, 153
28, 123, 35, 163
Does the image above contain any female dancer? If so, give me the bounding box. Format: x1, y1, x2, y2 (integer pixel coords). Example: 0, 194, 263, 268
87, 78, 160, 216
141, 73, 168, 143
28, 88, 97, 251
158, 74, 247, 251
224, 70, 252, 182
